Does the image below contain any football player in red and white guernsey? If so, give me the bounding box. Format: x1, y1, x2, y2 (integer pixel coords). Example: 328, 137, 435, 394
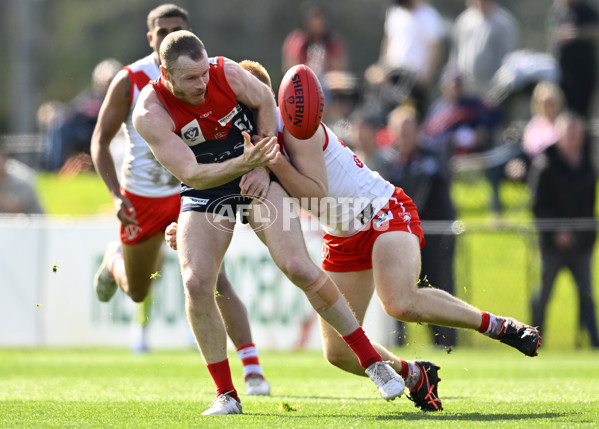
207, 60, 541, 411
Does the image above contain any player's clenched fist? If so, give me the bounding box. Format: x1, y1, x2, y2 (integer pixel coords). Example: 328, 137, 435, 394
164, 222, 178, 251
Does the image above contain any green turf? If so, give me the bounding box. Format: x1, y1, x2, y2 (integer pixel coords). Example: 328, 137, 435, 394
36, 172, 113, 215
1, 347, 597, 428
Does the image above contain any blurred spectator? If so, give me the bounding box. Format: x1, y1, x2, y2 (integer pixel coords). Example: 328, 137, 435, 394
346, 109, 387, 172
420, 67, 506, 215
281, 3, 347, 77
522, 81, 565, 160
448, 0, 519, 98
0, 146, 44, 214
420, 67, 503, 162
365, 0, 444, 119
378, 105, 458, 348
42, 58, 122, 172
504, 81, 565, 183
547, 0, 599, 119
321, 70, 359, 137
528, 112, 599, 348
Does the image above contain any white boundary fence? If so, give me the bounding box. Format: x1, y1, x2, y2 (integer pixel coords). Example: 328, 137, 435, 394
0, 215, 395, 350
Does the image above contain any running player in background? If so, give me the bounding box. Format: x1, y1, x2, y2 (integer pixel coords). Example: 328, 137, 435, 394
90, 4, 270, 396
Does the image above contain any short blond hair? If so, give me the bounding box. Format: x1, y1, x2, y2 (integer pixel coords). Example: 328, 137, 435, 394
531, 81, 564, 116
387, 104, 418, 128
239, 60, 272, 88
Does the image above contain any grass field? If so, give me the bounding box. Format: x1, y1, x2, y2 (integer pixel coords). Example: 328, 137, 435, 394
19, 172, 599, 427
1, 347, 597, 428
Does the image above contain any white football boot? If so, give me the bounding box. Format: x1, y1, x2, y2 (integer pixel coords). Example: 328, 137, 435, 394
201, 392, 243, 415
245, 374, 271, 396
365, 361, 405, 401
93, 242, 120, 302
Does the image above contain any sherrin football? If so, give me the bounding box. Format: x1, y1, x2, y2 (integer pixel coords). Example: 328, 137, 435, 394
278, 64, 325, 140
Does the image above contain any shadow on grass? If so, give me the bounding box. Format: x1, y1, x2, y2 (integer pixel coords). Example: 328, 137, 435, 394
376, 412, 567, 422
247, 411, 567, 422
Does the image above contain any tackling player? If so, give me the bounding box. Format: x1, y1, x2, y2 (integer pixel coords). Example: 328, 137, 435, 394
167, 59, 542, 412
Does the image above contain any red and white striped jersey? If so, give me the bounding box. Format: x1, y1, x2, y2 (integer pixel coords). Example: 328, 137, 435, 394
120, 54, 180, 197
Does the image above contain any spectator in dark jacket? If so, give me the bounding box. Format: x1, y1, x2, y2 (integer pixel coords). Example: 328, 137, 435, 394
528, 112, 599, 347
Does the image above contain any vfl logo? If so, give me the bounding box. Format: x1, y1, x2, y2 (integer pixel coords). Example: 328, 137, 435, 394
184, 127, 199, 140
287, 96, 295, 104
181, 119, 206, 145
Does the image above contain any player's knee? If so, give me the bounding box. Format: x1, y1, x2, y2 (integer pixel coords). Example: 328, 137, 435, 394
182, 272, 216, 303
124, 279, 150, 303
128, 290, 148, 303
278, 254, 315, 286
323, 347, 354, 371
382, 297, 421, 322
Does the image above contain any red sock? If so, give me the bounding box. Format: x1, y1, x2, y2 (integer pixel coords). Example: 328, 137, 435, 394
399, 359, 409, 380
342, 327, 382, 369
206, 359, 239, 402
477, 311, 491, 333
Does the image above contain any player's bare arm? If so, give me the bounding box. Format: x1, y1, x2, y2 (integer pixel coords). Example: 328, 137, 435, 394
133, 85, 279, 190
90, 69, 138, 224
224, 58, 278, 138
269, 127, 329, 215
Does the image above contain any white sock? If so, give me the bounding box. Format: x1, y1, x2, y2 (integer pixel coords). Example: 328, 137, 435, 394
404, 361, 422, 389
485, 314, 505, 337
237, 344, 264, 380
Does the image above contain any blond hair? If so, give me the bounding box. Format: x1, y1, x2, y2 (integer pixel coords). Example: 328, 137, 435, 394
239, 60, 272, 88
387, 104, 418, 128
531, 81, 564, 116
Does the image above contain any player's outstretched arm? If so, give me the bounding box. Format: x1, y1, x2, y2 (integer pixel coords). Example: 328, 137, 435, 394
133, 86, 279, 190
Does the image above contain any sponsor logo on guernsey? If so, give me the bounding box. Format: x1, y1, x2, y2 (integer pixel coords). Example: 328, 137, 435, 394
218, 105, 242, 127
181, 196, 210, 206
181, 119, 206, 146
